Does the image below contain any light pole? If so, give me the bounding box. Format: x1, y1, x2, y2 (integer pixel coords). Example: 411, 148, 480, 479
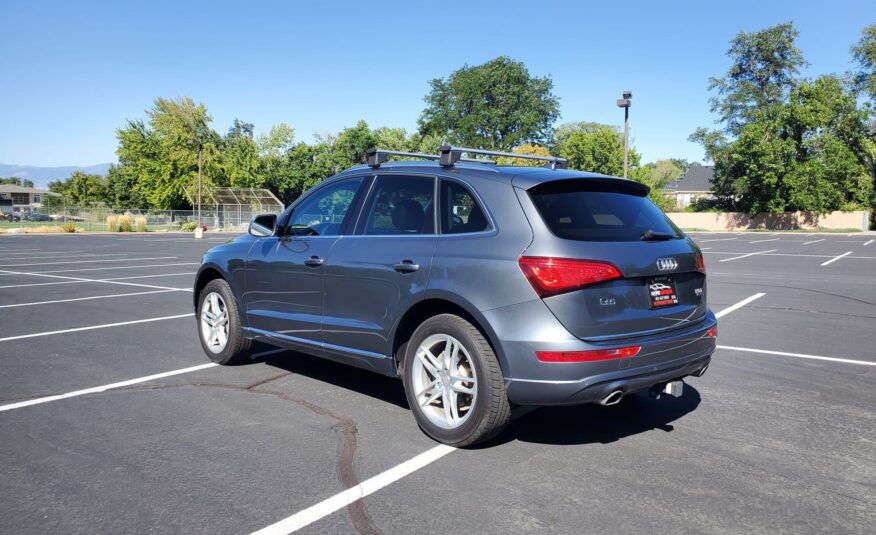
188, 139, 203, 226
616, 90, 632, 178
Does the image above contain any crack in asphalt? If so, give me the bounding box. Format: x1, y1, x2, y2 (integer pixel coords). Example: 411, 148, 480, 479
115, 371, 382, 535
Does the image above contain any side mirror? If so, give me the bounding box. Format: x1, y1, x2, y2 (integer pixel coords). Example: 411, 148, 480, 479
248, 214, 277, 237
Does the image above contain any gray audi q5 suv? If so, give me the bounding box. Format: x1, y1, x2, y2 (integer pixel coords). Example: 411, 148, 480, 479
194, 146, 717, 446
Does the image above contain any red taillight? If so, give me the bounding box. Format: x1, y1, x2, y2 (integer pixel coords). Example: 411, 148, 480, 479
707, 326, 717, 337
518, 256, 622, 298
536, 346, 641, 363
696, 252, 706, 273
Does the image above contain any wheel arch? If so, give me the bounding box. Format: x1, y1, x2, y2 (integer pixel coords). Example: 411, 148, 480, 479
390, 292, 508, 378
193, 264, 226, 310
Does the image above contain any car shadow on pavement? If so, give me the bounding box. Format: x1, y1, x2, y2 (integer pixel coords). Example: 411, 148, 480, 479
245, 344, 701, 448
250, 345, 410, 410
484, 388, 702, 448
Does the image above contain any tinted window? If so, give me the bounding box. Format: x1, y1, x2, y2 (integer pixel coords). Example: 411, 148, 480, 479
285, 177, 363, 236
529, 181, 680, 242
360, 175, 434, 235
441, 180, 489, 234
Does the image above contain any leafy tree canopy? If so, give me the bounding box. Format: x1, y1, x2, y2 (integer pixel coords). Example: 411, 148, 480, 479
419, 56, 560, 150
708, 22, 806, 134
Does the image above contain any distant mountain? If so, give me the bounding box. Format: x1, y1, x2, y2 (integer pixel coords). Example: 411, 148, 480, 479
0, 163, 113, 189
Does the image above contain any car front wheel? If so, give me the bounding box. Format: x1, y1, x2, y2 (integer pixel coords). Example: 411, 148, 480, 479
197, 278, 252, 365
403, 314, 511, 447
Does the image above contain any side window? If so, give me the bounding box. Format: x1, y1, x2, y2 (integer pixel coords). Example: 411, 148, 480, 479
285, 177, 364, 236
441, 180, 489, 234
360, 175, 435, 235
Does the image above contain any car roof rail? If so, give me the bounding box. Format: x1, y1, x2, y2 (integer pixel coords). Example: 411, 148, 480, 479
439, 145, 568, 170
366, 148, 494, 168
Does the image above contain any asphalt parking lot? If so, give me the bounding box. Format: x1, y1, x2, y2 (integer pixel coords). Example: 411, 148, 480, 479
0, 231, 874, 534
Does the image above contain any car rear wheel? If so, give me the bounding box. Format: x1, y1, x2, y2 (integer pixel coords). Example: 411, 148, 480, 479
197, 278, 252, 365
403, 314, 511, 447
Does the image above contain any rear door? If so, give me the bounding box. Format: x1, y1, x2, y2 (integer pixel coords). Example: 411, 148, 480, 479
517, 178, 707, 341
322, 174, 437, 363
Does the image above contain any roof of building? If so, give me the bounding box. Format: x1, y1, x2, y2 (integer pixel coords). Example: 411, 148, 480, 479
664, 165, 714, 193
0, 185, 54, 194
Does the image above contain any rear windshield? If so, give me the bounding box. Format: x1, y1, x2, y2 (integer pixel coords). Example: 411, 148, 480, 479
529, 181, 681, 242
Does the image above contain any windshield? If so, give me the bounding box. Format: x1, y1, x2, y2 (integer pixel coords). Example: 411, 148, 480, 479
528, 181, 681, 242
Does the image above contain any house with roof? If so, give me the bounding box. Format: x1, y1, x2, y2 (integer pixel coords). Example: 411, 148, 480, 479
662, 165, 714, 209
0, 184, 60, 216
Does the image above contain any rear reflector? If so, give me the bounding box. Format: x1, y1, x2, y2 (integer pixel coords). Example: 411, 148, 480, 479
707, 326, 717, 337
696, 252, 706, 273
536, 346, 641, 363
518, 256, 622, 298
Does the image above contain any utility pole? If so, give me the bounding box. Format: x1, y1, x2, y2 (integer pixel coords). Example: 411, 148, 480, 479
188, 138, 204, 227
616, 90, 632, 178
197, 142, 202, 227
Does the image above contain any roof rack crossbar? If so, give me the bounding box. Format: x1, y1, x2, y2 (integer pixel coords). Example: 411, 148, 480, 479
366, 148, 495, 168
439, 145, 568, 170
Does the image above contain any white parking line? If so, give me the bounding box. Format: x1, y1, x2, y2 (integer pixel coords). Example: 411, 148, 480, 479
705, 251, 876, 260
0, 256, 176, 268
749, 238, 779, 243
715, 293, 765, 319
0, 289, 179, 309
717, 345, 875, 367
0, 250, 85, 256
0, 269, 192, 292
252, 445, 457, 535
820, 251, 852, 266
0, 312, 194, 342
0, 363, 218, 412
698, 238, 738, 243
864, 240, 874, 246
0, 271, 196, 289
0, 262, 199, 275
803, 238, 825, 245
719, 249, 777, 262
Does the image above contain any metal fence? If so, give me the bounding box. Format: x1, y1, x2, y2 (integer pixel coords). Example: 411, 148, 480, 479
4, 205, 283, 232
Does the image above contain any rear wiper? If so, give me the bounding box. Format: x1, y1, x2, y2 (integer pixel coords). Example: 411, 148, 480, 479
641, 229, 675, 241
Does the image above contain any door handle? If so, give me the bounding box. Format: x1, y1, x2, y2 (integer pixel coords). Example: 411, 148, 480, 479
304, 256, 324, 267
393, 260, 419, 273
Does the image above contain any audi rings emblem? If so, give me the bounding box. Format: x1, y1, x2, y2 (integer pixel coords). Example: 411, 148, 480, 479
656, 257, 678, 271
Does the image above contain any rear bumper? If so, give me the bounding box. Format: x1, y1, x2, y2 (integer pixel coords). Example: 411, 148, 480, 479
505, 352, 711, 406
483, 299, 717, 406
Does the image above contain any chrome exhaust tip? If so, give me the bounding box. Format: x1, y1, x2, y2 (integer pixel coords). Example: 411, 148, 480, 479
599, 390, 624, 406
692, 364, 709, 377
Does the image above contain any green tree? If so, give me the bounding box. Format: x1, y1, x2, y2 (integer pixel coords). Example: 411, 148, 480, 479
223, 119, 262, 188
47, 171, 110, 206
851, 24, 876, 102
708, 22, 806, 134
710, 75, 871, 214
558, 125, 640, 177
419, 56, 560, 150
115, 96, 221, 209
0, 177, 35, 187
105, 165, 148, 209
495, 144, 553, 166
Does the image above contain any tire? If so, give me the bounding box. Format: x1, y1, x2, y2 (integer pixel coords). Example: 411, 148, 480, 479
197, 278, 252, 365
403, 314, 511, 447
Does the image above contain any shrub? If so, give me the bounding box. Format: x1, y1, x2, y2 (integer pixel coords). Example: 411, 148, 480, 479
118, 214, 133, 232
106, 214, 120, 232
134, 216, 147, 232
180, 221, 198, 231
61, 223, 77, 233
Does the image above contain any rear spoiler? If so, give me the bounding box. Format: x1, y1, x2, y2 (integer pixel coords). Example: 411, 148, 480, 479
519, 176, 650, 197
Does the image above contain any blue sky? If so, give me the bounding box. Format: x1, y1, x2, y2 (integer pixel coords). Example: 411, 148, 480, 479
0, 0, 872, 167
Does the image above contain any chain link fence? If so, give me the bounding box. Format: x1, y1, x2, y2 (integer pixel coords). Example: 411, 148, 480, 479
3, 205, 283, 232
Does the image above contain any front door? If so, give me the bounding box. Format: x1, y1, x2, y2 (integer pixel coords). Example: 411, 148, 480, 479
323, 174, 437, 368
244, 176, 366, 349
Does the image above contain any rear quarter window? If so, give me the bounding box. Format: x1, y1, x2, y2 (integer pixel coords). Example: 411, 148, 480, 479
529, 180, 681, 242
